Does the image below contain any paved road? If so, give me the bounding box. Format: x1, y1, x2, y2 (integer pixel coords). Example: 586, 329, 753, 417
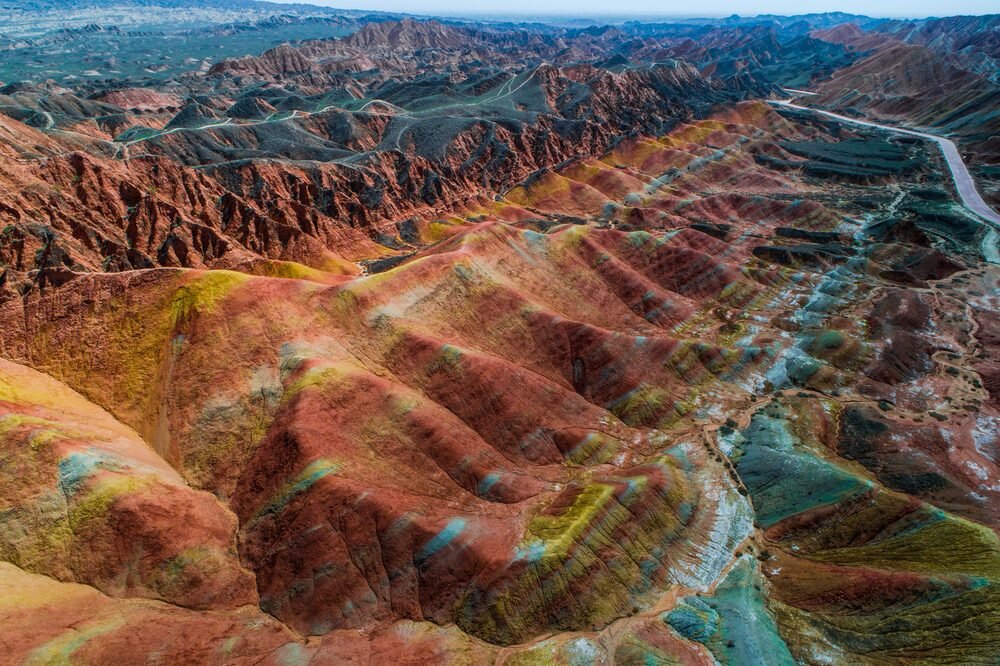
771, 97, 1000, 263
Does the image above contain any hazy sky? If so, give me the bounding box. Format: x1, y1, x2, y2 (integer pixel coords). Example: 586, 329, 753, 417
275, 0, 998, 19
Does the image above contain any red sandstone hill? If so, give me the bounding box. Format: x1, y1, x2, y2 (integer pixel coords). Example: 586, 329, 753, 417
809, 43, 1000, 162
0, 63, 768, 289
811, 22, 897, 52
92, 88, 184, 112
208, 43, 319, 78
873, 14, 1000, 72
342, 18, 473, 51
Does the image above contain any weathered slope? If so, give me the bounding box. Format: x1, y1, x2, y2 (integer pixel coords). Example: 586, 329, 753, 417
0, 357, 256, 609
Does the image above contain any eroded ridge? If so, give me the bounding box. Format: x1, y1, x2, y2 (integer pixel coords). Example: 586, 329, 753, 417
1, 96, 998, 664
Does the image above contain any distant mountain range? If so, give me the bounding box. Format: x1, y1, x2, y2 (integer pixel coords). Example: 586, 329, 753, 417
6, 0, 340, 12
